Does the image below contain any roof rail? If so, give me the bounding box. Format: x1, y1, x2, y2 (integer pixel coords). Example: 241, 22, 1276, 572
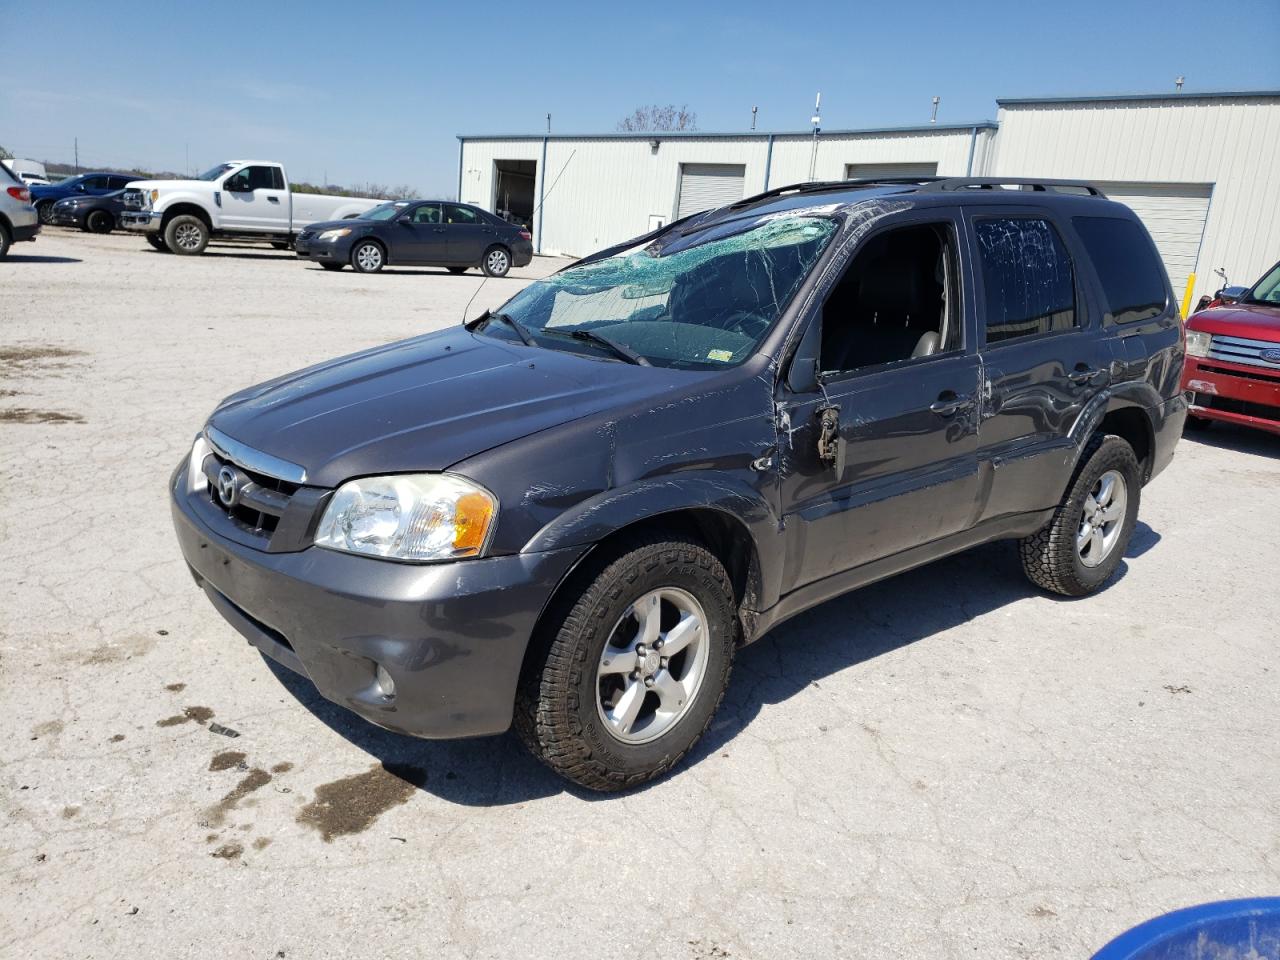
728, 176, 941, 211
919, 177, 1106, 196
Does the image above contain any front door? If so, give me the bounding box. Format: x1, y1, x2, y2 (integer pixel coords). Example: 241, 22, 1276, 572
442, 203, 496, 264
777, 212, 983, 593
964, 208, 1113, 521
392, 203, 448, 263
221, 165, 290, 232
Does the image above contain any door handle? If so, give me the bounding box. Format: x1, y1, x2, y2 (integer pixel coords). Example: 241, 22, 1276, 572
267, 196, 280, 203
930, 391, 970, 416
1068, 364, 1102, 384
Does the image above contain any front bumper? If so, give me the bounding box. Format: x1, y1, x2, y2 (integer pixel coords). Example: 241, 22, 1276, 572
120, 210, 162, 233
170, 459, 585, 739
50, 208, 83, 228
1183, 354, 1280, 435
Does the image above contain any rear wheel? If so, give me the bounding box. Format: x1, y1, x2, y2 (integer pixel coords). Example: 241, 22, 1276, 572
86, 209, 114, 234
350, 239, 385, 273
1019, 435, 1141, 597
515, 535, 737, 791
37, 201, 55, 225
0, 222, 11, 259
146, 234, 169, 252
447, 266, 468, 275
481, 245, 511, 278
164, 214, 209, 255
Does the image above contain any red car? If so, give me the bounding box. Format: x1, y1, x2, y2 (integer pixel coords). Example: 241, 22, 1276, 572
1183, 259, 1280, 435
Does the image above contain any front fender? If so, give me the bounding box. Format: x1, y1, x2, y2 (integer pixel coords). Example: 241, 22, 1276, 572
154, 192, 218, 226
522, 471, 784, 610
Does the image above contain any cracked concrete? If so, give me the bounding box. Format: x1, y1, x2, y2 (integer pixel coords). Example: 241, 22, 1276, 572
2, 229, 1278, 959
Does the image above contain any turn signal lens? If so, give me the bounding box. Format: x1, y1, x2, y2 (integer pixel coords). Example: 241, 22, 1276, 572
453, 491, 495, 553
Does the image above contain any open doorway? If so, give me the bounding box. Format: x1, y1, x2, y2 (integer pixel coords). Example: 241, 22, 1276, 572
819, 222, 958, 374
493, 159, 536, 231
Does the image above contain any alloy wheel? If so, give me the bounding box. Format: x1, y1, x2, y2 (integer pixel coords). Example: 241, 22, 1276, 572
175, 222, 203, 251
355, 243, 382, 271
1077, 469, 1127, 567
596, 587, 710, 744
486, 249, 509, 274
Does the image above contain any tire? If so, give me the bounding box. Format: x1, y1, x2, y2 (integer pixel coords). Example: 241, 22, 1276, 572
86, 210, 114, 234
350, 239, 385, 273
481, 245, 511, 278
37, 201, 55, 225
447, 266, 468, 275
164, 214, 209, 255
515, 535, 737, 791
0, 221, 11, 259
271, 241, 291, 251
146, 234, 169, 252
1018, 435, 1141, 597
320, 262, 345, 271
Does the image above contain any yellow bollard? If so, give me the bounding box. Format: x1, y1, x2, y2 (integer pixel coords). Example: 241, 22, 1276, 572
1180, 272, 1197, 320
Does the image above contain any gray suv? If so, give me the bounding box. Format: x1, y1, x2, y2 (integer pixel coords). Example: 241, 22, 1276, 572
0, 163, 40, 258
172, 177, 1186, 791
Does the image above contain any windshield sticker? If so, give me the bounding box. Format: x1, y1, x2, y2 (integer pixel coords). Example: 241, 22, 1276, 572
707, 349, 734, 362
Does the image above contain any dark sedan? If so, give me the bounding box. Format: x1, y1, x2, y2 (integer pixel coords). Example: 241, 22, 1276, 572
295, 200, 533, 276
30, 172, 140, 225
50, 189, 128, 233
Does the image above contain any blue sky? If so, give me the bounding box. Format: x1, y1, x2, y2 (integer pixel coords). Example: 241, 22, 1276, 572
1, 0, 1277, 196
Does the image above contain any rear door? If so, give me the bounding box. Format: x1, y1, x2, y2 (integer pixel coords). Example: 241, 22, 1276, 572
391, 203, 448, 263
442, 203, 495, 264
220, 165, 290, 232
776, 208, 983, 591
80, 175, 112, 197
965, 207, 1113, 521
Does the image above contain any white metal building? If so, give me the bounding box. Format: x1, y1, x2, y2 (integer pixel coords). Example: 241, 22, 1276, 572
458, 90, 1280, 305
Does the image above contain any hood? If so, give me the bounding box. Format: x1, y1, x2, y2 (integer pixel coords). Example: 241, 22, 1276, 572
125, 178, 211, 193
208, 325, 700, 487
300, 218, 362, 234
1188, 302, 1280, 340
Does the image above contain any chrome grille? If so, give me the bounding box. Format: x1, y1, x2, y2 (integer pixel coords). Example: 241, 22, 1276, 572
200, 449, 300, 539
1206, 334, 1280, 370
122, 188, 146, 209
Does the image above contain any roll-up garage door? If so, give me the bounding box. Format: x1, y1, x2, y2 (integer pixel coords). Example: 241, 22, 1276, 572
1096, 181, 1213, 300
845, 162, 938, 180
676, 163, 746, 219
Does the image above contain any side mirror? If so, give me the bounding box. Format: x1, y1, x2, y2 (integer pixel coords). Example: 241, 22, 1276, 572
1220, 285, 1248, 303
75, 183, 86, 192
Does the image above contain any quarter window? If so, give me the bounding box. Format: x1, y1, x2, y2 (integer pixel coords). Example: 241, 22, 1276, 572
1072, 216, 1167, 324
974, 217, 1077, 344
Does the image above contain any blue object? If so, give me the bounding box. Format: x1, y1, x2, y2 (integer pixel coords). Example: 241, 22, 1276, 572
29, 172, 142, 211
1092, 898, 1280, 959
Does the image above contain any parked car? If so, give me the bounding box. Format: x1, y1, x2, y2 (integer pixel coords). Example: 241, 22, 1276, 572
0, 161, 40, 258
2, 157, 48, 185
295, 200, 533, 276
1183, 258, 1280, 435
119, 160, 381, 255
30, 172, 140, 225
19, 174, 51, 187
170, 176, 1186, 791
49, 189, 128, 233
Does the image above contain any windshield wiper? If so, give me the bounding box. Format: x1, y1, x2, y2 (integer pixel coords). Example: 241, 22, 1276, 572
567, 329, 651, 366
476, 309, 535, 346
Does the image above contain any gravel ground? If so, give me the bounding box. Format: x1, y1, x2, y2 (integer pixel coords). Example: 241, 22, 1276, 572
2, 228, 1278, 960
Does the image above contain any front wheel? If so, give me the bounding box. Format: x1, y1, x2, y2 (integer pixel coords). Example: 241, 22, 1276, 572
481, 245, 511, 278
515, 536, 737, 791
37, 201, 55, 225
350, 240, 385, 273
164, 214, 209, 255
86, 210, 114, 234
1018, 435, 1141, 597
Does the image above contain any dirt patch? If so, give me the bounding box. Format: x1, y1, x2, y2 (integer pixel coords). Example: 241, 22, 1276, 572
31, 719, 64, 739
156, 705, 215, 728
211, 842, 243, 861
209, 750, 247, 772
206, 768, 272, 826
252, 837, 272, 851
270, 762, 293, 775
0, 345, 84, 365
296, 763, 426, 843
80, 634, 156, 666
61, 805, 80, 819
0, 389, 19, 397
0, 408, 84, 424
108, 734, 125, 743
165, 682, 186, 693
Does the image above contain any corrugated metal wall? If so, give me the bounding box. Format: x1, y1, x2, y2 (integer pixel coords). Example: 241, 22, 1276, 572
990, 96, 1280, 304
460, 128, 980, 257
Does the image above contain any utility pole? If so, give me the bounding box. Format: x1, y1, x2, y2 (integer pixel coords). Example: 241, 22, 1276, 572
74, 137, 79, 174
807, 93, 822, 181
185, 143, 189, 176
546, 112, 551, 134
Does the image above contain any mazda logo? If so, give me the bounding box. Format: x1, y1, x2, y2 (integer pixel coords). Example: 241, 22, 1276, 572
1261, 348, 1280, 365
217, 465, 241, 508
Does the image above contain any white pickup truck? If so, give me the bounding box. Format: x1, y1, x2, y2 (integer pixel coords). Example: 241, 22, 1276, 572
119, 160, 383, 255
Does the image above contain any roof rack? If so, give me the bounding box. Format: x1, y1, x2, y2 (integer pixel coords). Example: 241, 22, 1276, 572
728, 176, 942, 211
918, 177, 1106, 196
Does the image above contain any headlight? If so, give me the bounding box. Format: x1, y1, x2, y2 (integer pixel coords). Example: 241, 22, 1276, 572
1186, 330, 1212, 358
319, 228, 352, 241
314, 474, 496, 562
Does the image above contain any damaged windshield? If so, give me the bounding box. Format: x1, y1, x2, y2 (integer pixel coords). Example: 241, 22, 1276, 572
486, 215, 837, 369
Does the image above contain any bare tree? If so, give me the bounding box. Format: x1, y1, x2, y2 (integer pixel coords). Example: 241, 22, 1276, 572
617, 104, 698, 133
0, 145, 13, 160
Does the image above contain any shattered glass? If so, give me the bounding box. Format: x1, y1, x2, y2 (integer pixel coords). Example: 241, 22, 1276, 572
492, 215, 838, 369
974, 218, 1077, 342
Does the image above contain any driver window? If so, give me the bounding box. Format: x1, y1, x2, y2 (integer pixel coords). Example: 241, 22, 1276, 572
225, 166, 274, 191
410, 203, 441, 224
819, 222, 959, 375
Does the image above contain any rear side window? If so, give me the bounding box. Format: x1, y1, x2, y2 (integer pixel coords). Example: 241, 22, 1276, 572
1072, 216, 1167, 324
974, 217, 1077, 344
444, 204, 479, 225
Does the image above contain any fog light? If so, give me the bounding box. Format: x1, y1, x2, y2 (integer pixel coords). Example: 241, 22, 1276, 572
375, 664, 396, 699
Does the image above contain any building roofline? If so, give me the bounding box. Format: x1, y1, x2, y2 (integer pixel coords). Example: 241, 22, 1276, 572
457, 121, 997, 142
997, 89, 1280, 106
